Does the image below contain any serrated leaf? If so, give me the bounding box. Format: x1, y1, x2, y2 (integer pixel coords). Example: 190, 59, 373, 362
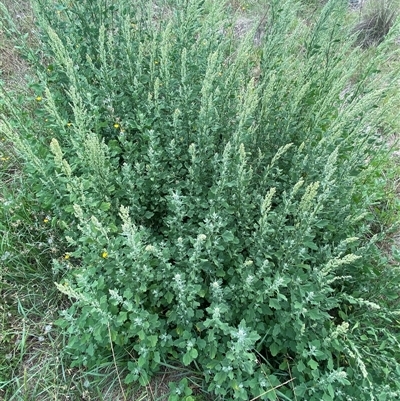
123, 288, 133, 300
297, 360, 306, 372
148, 335, 158, 348
308, 359, 318, 370
269, 298, 281, 309
117, 311, 127, 325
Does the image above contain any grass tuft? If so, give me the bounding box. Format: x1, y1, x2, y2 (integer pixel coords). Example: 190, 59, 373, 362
353, 0, 399, 47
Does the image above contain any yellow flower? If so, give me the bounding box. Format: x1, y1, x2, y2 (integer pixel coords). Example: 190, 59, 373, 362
64, 253, 70, 260
102, 251, 108, 259
67, 122, 72, 127
36, 96, 42, 102
43, 218, 49, 223
113, 123, 120, 129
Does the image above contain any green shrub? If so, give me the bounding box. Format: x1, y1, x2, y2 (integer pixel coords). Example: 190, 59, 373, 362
2, 0, 400, 399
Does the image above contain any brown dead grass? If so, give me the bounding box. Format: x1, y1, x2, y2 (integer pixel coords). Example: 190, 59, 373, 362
0, 0, 36, 90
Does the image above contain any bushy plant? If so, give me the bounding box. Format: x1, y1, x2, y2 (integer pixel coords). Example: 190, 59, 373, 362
2, 0, 400, 399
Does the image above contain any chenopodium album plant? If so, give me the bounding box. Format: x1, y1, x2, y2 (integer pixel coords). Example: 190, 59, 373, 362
3, 0, 400, 399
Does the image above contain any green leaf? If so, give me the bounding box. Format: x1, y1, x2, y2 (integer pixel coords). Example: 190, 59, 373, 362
124, 372, 135, 384
304, 241, 318, 250
123, 288, 133, 300
189, 348, 198, 359
266, 391, 277, 401
137, 355, 147, 368
308, 308, 322, 320
139, 371, 149, 386
148, 335, 158, 348
222, 231, 235, 242
153, 351, 160, 364
87, 343, 94, 357
183, 351, 193, 366
184, 384, 193, 396
99, 202, 111, 211
295, 383, 308, 397
327, 384, 334, 398
165, 292, 174, 303
308, 359, 318, 370
270, 342, 280, 357
315, 219, 329, 228
269, 298, 281, 310
117, 311, 127, 325
64, 205, 74, 213
210, 344, 217, 359
297, 360, 306, 372
216, 269, 226, 277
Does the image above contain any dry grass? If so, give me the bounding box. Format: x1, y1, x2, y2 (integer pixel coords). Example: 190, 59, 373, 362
352, 0, 399, 47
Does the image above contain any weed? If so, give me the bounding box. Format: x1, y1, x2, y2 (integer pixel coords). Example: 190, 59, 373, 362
1, 0, 400, 400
